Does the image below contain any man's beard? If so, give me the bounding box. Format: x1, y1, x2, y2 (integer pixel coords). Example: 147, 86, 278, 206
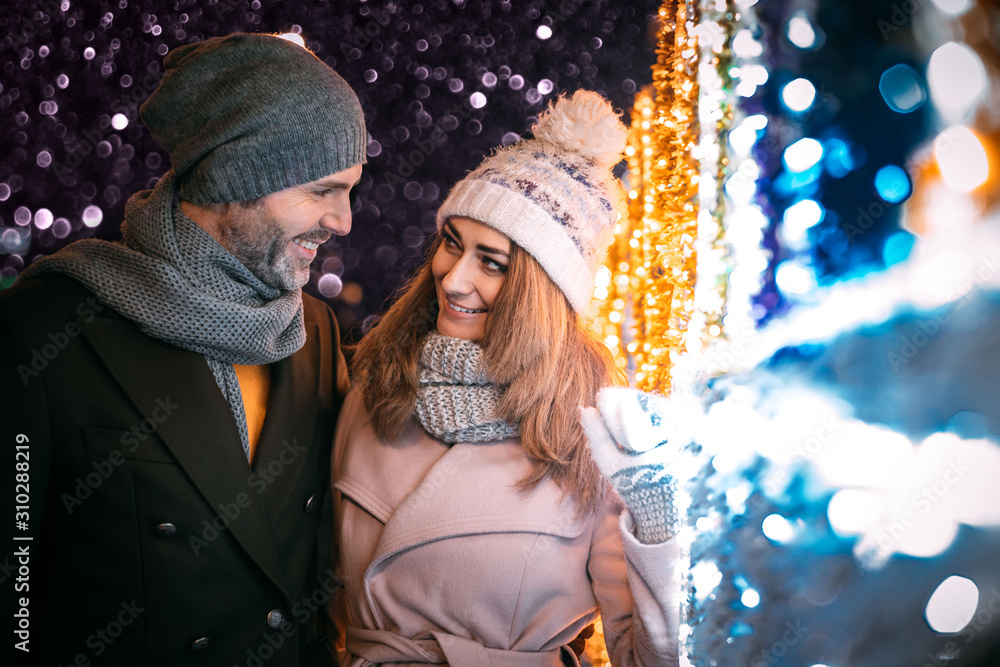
218, 205, 309, 291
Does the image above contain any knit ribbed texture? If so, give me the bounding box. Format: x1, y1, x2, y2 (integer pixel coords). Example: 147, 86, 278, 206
140, 33, 367, 204
15, 171, 307, 459
415, 333, 519, 444
437, 90, 627, 312
607, 465, 678, 544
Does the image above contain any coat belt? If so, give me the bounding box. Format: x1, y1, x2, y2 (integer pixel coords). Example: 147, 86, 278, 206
345, 626, 577, 667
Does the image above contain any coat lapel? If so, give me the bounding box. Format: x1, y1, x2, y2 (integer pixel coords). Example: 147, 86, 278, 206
80, 313, 291, 599
358, 435, 588, 584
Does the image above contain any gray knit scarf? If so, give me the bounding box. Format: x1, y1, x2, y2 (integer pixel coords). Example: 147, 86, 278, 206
415, 333, 520, 444
16, 170, 306, 459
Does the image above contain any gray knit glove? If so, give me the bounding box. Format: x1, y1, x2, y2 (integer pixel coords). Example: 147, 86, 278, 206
581, 387, 693, 544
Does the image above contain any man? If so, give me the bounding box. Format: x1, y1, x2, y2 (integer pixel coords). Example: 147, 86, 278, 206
0, 33, 365, 666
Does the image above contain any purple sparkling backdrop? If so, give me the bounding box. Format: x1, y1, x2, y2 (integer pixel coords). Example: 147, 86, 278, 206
0, 0, 660, 339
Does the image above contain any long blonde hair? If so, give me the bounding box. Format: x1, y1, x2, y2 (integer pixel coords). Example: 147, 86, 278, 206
352, 235, 622, 515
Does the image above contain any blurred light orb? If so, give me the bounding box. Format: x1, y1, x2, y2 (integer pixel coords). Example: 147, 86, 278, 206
501, 132, 520, 146
277, 33, 306, 47
509, 75, 525, 91
927, 42, 987, 120
734, 64, 769, 97
741, 588, 761, 608
317, 273, 343, 298
935, 126, 989, 192
36, 150, 52, 168
780, 199, 824, 249
691, 561, 723, 602
827, 489, 880, 536
111, 113, 128, 130
537, 78, 554, 95
879, 64, 926, 114
34, 208, 53, 230
731, 30, 763, 58
536, 25, 552, 40
469, 92, 487, 109
775, 259, 817, 296
82, 205, 103, 228
83, 47, 95, 60
787, 11, 817, 48
930, 0, 972, 15
781, 78, 816, 113
783, 138, 824, 173
762, 513, 796, 544
52, 217, 71, 239
883, 231, 915, 266
56, 73, 69, 88
14, 206, 31, 226
874, 165, 912, 203
925, 576, 978, 633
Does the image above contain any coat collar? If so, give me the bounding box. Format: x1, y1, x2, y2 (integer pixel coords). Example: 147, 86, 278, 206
80, 307, 321, 601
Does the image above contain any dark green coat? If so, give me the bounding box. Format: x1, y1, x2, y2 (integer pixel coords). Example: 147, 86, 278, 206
1, 274, 347, 666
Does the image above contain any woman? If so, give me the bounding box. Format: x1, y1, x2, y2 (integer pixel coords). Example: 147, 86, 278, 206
330, 90, 680, 666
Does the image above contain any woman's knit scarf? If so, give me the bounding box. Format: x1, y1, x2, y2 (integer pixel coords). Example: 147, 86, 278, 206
15, 170, 306, 459
415, 333, 520, 444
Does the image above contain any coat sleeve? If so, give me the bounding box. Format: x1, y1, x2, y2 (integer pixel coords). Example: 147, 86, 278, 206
588, 493, 682, 666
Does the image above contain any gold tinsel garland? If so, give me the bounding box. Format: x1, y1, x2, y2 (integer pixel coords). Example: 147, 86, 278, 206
588, 0, 700, 395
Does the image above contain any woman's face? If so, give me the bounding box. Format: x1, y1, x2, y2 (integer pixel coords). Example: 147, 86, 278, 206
432, 216, 511, 341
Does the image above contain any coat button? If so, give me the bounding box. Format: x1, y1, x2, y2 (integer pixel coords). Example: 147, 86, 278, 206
189, 637, 210, 652
267, 609, 287, 629
303, 494, 317, 514
154, 522, 177, 536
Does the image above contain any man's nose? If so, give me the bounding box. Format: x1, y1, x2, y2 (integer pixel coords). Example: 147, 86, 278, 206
320, 195, 352, 236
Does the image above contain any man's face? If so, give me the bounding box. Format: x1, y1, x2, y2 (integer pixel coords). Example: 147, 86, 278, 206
218, 164, 363, 290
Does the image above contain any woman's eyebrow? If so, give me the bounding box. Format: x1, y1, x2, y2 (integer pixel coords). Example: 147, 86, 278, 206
476, 243, 509, 257
444, 221, 509, 257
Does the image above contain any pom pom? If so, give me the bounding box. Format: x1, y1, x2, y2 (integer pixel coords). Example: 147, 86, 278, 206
532, 90, 627, 170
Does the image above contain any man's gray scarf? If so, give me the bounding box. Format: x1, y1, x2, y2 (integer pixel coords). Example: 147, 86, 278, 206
16, 170, 306, 459
415, 333, 519, 444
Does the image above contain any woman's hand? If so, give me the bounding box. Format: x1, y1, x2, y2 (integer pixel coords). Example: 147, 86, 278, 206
580, 387, 695, 544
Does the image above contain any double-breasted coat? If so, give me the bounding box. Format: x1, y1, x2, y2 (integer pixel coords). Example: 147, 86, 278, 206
1, 273, 348, 666
330, 390, 681, 667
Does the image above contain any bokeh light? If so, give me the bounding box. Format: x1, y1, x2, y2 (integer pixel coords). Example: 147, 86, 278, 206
935, 126, 989, 193
925, 576, 978, 633
277, 32, 306, 47
930, 0, 973, 15
781, 78, 817, 113
783, 138, 824, 173
874, 165, 912, 204
878, 64, 926, 114
927, 42, 988, 120
786, 11, 818, 49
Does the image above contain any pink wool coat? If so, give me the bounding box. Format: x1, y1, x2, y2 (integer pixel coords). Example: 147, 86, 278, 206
329, 390, 682, 666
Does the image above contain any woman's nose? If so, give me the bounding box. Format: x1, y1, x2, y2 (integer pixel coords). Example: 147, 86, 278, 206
440, 255, 475, 294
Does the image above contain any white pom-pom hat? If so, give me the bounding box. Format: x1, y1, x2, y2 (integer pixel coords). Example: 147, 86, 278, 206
436, 90, 627, 313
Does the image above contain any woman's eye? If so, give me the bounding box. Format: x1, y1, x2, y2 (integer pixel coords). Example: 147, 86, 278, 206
484, 257, 508, 273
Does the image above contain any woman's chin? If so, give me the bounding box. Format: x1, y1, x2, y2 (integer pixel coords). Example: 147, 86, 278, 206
436, 314, 485, 342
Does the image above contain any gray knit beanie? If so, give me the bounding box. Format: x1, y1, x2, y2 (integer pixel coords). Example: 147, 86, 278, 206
140, 33, 367, 204
436, 90, 627, 313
